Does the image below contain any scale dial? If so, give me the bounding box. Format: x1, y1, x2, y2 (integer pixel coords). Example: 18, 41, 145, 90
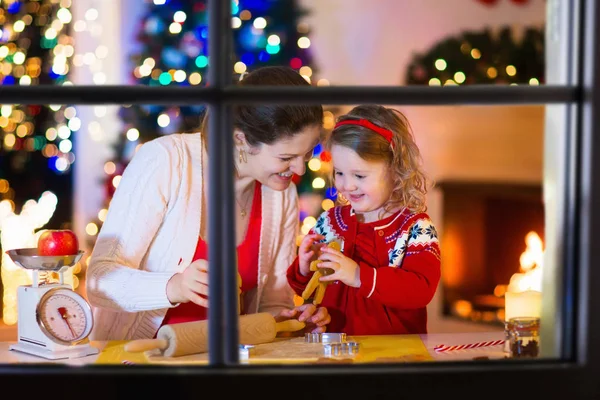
36, 287, 94, 345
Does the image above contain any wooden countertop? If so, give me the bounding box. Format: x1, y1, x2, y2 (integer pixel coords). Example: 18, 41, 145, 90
0, 331, 507, 366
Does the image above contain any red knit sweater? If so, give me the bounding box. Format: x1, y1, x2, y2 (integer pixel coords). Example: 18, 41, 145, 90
287, 206, 441, 335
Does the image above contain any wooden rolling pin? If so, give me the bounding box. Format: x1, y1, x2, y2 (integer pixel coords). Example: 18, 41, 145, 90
124, 312, 305, 357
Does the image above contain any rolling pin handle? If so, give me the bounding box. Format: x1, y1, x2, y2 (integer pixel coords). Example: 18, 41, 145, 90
275, 319, 306, 334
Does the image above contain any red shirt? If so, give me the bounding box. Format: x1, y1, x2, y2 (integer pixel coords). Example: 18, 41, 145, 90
161, 182, 262, 326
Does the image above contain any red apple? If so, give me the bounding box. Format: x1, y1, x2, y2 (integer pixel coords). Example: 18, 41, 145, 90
37, 230, 79, 256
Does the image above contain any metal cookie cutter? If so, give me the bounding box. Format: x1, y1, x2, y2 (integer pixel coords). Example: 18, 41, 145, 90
323, 341, 361, 358
239, 344, 255, 361
304, 332, 347, 344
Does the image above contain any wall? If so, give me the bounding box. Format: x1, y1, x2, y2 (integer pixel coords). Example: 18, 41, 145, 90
299, 0, 546, 86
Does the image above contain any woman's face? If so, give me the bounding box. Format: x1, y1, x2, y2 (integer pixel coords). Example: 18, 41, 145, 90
244, 125, 321, 191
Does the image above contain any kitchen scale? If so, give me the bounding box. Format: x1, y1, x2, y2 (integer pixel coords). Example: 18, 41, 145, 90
5, 248, 99, 360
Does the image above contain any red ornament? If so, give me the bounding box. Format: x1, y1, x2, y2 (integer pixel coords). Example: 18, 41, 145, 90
290, 57, 303, 70
28, 105, 41, 116
292, 173, 302, 185
319, 151, 332, 162
105, 164, 125, 199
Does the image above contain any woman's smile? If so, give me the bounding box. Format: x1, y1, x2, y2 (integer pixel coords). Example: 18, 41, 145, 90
275, 171, 293, 182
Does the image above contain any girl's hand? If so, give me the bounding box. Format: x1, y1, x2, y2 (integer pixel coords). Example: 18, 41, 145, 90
275, 303, 331, 334
166, 259, 209, 307
298, 233, 325, 276
318, 246, 361, 288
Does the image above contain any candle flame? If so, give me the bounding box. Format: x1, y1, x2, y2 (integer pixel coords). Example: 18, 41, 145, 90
507, 231, 543, 293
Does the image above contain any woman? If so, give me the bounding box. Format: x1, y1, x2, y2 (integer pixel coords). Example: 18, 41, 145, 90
86, 66, 330, 340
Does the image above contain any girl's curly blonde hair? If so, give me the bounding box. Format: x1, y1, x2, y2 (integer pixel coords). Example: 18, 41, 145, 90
326, 105, 430, 215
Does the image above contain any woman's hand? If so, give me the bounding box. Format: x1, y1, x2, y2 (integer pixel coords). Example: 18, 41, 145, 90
318, 246, 361, 288
275, 303, 331, 334
297, 233, 325, 276
166, 259, 209, 307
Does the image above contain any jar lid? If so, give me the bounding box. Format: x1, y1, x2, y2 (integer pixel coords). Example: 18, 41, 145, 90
508, 317, 540, 328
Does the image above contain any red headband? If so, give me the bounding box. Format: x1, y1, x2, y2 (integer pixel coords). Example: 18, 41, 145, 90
334, 119, 395, 150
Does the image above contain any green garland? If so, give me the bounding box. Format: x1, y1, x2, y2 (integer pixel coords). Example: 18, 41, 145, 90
406, 25, 544, 85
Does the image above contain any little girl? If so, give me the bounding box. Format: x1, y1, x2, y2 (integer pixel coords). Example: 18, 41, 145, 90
286, 105, 441, 335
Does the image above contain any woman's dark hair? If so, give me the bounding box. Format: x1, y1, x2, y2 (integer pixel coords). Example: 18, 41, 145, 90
201, 66, 323, 147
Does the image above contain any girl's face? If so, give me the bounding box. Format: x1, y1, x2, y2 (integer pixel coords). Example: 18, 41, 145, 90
331, 144, 395, 223
244, 125, 321, 191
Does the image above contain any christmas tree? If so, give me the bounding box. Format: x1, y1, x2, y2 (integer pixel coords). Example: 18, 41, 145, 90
87, 0, 333, 248
406, 25, 544, 86
0, 0, 76, 229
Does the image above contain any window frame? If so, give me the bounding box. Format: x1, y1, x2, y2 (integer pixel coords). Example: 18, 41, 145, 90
2, 0, 598, 397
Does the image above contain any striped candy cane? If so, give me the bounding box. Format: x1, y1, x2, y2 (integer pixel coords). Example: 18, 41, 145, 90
434, 339, 505, 352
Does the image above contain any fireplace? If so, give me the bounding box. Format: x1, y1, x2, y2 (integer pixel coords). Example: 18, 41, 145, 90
437, 181, 544, 325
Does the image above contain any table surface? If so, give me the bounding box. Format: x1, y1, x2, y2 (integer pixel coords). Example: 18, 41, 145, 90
0, 331, 508, 366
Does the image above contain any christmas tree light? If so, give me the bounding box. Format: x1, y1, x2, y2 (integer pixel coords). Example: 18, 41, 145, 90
406, 25, 544, 86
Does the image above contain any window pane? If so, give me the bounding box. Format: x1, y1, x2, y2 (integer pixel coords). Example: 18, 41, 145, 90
0, 102, 211, 362
302, 0, 550, 87
69, 0, 315, 86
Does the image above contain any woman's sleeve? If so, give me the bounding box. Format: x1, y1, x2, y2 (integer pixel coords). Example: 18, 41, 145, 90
85, 139, 180, 313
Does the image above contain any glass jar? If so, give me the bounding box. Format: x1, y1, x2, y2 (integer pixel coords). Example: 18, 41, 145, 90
508, 317, 540, 358
503, 320, 512, 354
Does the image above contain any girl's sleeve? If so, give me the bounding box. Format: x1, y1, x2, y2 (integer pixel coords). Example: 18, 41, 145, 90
357, 216, 441, 309
286, 256, 313, 296
86, 139, 180, 313
286, 211, 328, 295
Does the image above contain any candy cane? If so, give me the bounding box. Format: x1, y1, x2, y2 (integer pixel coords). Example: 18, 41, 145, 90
434, 339, 505, 352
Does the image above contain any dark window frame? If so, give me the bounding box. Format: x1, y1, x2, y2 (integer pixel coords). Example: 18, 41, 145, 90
1, 0, 598, 397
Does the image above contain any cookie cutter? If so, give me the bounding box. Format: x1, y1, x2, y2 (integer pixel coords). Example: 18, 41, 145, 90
239, 344, 255, 360
304, 332, 347, 344
323, 341, 361, 358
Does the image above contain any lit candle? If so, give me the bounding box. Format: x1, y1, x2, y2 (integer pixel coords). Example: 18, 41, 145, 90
505, 289, 542, 321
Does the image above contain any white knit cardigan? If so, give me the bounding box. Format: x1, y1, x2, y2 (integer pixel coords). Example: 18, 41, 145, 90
86, 132, 298, 340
